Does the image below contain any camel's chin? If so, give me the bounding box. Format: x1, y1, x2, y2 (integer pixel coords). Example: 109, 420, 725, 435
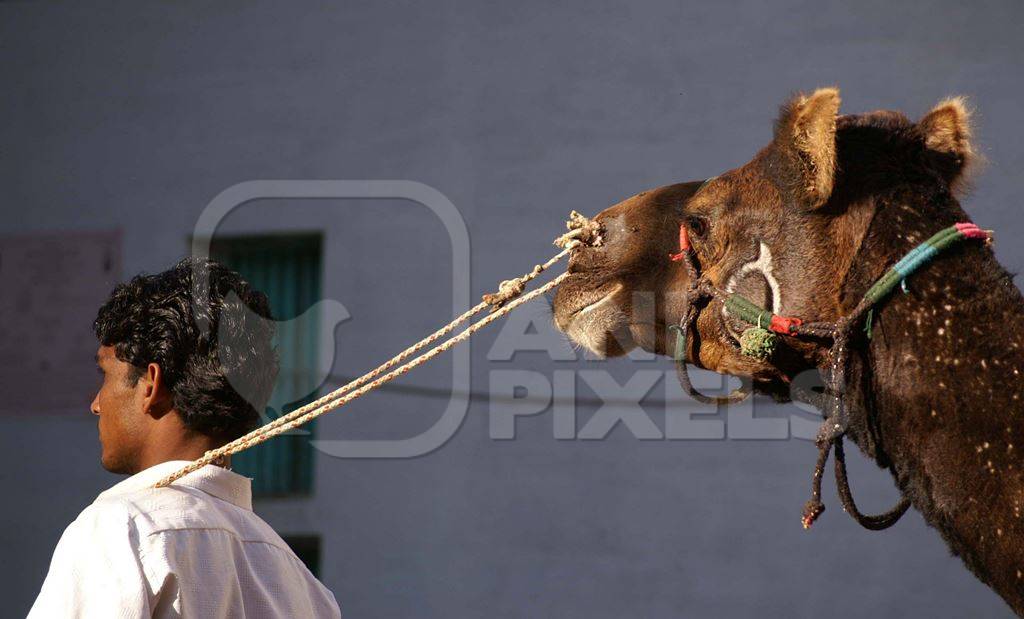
563, 304, 635, 358
555, 283, 638, 358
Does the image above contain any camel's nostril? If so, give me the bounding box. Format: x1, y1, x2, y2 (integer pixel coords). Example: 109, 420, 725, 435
567, 244, 605, 274
567, 251, 586, 274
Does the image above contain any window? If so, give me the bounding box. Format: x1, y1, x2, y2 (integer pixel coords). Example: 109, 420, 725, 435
209, 233, 323, 496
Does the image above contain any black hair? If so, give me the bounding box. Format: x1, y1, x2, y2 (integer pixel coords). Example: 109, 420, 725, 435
94, 257, 279, 441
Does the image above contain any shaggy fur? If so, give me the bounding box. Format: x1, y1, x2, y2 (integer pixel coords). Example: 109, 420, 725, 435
780, 87, 841, 206
553, 89, 1024, 614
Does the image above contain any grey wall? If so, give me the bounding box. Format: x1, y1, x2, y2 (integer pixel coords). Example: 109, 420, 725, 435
2, 1, 1022, 617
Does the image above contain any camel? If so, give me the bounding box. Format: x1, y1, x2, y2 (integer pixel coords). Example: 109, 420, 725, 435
552, 88, 1024, 614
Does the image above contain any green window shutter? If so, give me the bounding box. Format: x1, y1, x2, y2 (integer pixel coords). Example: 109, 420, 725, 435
209, 234, 322, 496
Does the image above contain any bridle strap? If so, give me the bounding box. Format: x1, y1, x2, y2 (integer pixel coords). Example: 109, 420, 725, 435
670, 220, 992, 531
670, 302, 751, 405
670, 233, 752, 405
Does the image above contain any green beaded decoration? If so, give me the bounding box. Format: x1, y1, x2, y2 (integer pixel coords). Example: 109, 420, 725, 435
739, 326, 777, 361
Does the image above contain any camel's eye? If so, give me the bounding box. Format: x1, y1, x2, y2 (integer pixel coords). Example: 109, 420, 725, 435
685, 215, 708, 239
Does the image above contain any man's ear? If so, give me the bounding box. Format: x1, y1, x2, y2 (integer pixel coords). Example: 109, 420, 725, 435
918, 96, 977, 191
773, 87, 841, 208
140, 362, 174, 419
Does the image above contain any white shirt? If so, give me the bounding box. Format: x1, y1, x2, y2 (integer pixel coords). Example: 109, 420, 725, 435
29, 461, 341, 618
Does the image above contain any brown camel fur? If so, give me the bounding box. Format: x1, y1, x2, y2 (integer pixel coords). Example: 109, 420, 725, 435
553, 89, 1024, 614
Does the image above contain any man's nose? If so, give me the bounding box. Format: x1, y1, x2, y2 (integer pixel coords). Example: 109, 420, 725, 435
90, 392, 101, 416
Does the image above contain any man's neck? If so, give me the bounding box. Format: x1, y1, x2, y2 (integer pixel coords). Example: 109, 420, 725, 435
134, 419, 227, 473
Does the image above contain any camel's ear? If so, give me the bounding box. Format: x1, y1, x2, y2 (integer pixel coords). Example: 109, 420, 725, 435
773, 87, 841, 209
918, 97, 976, 190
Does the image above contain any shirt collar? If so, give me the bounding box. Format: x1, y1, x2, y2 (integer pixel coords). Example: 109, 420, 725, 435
97, 460, 253, 511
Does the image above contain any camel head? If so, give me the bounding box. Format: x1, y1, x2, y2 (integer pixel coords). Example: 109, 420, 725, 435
554, 87, 976, 391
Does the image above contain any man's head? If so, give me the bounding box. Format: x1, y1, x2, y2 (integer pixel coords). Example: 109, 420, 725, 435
92, 257, 278, 474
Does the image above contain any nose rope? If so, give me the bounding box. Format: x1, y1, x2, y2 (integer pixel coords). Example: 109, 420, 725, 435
154, 212, 603, 489
669, 220, 992, 531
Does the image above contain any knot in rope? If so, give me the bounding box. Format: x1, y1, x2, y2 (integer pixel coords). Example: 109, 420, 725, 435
482, 276, 529, 310
554, 210, 603, 249
485, 212, 603, 310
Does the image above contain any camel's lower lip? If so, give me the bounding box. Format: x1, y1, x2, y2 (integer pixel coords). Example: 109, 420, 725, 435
571, 283, 623, 317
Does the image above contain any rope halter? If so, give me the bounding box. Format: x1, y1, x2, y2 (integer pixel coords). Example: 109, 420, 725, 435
668, 218, 993, 530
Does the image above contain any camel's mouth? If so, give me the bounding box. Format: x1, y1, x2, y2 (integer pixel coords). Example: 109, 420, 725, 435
572, 282, 622, 317
552, 278, 634, 357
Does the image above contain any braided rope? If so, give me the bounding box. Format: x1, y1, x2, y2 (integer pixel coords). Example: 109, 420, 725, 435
204, 244, 576, 466
153, 218, 597, 488
154, 273, 568, 488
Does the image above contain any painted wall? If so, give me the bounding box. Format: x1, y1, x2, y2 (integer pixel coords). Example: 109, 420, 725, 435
2, 2, 1022, 616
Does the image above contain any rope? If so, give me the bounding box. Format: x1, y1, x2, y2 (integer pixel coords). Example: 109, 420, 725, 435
669, 278, 752, 405
153, 216, 598, 488
832, 438, 911, 530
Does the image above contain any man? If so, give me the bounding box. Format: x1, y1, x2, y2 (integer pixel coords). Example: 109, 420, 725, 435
29, 258, 341, 618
